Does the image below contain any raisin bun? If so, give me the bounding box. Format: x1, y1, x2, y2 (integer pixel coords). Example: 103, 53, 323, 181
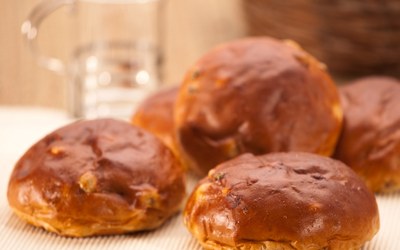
184, 152, 379, 250
335, 76, 400, 192
174, 37, 342, 175
132, 86, 179, 153
7, 119, 186, 237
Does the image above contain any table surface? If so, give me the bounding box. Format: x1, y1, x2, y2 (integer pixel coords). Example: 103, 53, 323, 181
0, 107, 399, 250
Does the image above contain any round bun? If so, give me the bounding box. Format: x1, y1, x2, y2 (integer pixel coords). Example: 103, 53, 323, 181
335, 76, 400, 192
174, 37, 342, 175
7, 119, 186, 237
132, 86, 178, 152
184, 152, 379, 250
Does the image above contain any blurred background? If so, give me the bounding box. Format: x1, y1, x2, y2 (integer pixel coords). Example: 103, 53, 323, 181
0, 0, 246, 110
0, 0, 399, 112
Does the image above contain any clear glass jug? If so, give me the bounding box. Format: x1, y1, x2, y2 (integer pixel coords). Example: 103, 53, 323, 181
22, 0, 164, 119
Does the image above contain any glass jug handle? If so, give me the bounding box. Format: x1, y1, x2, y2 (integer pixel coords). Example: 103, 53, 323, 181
21, 0, 75, 75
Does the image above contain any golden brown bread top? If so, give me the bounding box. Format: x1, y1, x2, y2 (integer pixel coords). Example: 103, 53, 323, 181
7, 119, 186, 236
132, 86, 179, 151
174, 37, 342, 176
335, 76, 400, 192
184, 153, 379, 249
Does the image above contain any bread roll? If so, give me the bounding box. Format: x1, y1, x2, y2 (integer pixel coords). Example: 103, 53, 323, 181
132, 86, 179, 152
335, 76, 400, 192
7, 119, 186, 237
184, 152, 379, 250
175, 37, 342, 175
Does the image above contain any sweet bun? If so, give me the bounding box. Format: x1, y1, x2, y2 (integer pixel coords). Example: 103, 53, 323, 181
7, 119, 185, 237
184, 152, 379, 250
174, 37, 342, 176
132, 86, 178, 153
335, 76, 400, 192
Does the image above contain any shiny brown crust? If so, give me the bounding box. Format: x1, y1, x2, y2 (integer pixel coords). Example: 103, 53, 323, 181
132, 86, 179, 153
7, 119, 186, 237
335, 76, 400, 192
174, 37, 342, 176
184, 152, 379, 250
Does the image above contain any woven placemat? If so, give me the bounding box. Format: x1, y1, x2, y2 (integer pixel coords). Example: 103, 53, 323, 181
0, 107, 399, 249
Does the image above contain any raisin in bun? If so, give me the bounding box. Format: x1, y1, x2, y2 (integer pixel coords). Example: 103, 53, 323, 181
7, 119, 186, 237
132, 86, 178, 153
335, 76, 400, 192
174, 37, 342, 176
184, 152, 379, 250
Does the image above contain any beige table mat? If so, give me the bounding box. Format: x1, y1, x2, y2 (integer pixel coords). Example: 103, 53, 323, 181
0, 107, 399, 250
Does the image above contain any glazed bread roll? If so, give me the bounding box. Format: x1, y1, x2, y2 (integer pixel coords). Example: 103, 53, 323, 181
132, 86, 178, 152
184, 152, 379, 250
174, 37, 342, 175
7, 119, 186, 237
335, 76, 400, 192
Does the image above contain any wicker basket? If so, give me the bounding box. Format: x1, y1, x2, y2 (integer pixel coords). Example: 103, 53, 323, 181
242, 0, 400, 77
